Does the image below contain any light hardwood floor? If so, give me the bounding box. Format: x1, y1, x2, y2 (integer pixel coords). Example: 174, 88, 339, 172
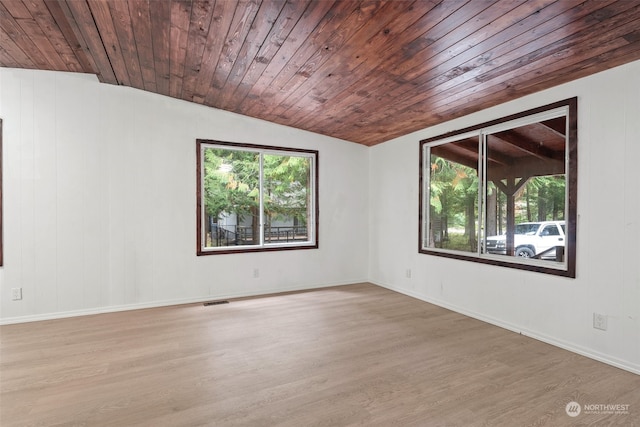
1, 283, 638, 426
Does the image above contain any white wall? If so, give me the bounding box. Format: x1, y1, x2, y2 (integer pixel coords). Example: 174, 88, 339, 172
0, 68, 369, 323
369, 60, 640, 374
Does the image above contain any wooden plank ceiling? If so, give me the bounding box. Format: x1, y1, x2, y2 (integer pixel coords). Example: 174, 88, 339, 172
1, 0, 640, 146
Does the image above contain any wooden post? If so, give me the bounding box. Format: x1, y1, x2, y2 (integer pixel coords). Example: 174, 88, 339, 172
493, 175, 531, 256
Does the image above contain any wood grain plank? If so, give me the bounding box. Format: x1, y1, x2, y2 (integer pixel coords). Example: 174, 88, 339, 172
106, 0, 144, 90
190, 0, 239, 103
282, 0, 473, 127
274, 0, 424, 123
227, 0, 335, 112
243, 1, 377, 119
0, 42, 20, 67
44, 0, 99, 74
129, 0, 156, 91
180, 0, 217, 102
242, 0, 362, 118
344, 0, 631, 142
1, 0, 30, 19
200, 0, 261, 105
0, 25, 36, 67
297, 0, 532, 132
0, 1, 54, 69
433, 23, 640, 123
408, 1, 639, 112
286, 0, 447, 130
16, 15, 70, 69
354, 25, 640, 145
309, 2, 566, 139
380, 40, 640, 148
308, 0, 563, 134
215, 0, 290, 110
64, 0, 118, 84
21, 0, 83, 72
87, 0, 131, 85
169, 0, 192, 99
1, 284, 639, 426
306, 0, 564, 134
267, 0, 406, 120
149, 0, 171, 96
239, 0, 342, 116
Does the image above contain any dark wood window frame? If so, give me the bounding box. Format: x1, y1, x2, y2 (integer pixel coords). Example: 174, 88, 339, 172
419, 98, 578, 278
196, 139, 319, 256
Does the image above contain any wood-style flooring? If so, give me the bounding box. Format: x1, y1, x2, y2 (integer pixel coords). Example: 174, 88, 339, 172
1, 283, 638, 426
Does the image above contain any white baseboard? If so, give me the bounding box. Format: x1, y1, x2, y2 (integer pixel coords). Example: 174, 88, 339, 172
0, 279, 365, 325
371, 280, 640, 376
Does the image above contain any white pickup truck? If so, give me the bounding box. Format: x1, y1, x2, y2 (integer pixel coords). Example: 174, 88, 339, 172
485, 221, 566, 259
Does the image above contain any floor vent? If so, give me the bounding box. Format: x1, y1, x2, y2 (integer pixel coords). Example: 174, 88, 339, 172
203, 300, 229, 306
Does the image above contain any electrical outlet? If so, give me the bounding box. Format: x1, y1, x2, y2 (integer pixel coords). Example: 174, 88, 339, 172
593, 313, 607, 331
253, 268, 259, 278
11, 288, 23, 301
406, 269, 411, 279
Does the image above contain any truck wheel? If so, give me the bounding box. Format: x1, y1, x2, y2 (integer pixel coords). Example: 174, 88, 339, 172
515, 247, 535, 258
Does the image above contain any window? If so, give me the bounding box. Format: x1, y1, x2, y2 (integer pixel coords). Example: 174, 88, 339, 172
419, 98, 577, 277
197, 140, 318, 255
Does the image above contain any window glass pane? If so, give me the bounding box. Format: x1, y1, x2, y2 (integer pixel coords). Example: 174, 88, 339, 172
202, 147, 260, 248
263, 154, 312, 244
428, 139, 479, 253
198, 140, 318, 255
483, 118, 566, 262
419, 98, 576, 277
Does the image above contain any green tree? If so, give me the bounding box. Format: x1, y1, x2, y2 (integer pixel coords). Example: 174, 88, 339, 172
263, 154, 311, 225
203, 148, 259, 221
430, 155, 478, 250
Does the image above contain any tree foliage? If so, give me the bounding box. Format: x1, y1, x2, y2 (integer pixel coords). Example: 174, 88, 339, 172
203, 148, 310, 225
516, 175, 565, 223
264, 154, 310, 223
429, 153, 566, 250
203, 148, 259, 222
430, 155, 478, 230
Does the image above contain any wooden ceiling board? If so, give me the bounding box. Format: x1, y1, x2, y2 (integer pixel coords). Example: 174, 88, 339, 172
294, 0, 513, 134
273, 0, 421, 121
149, 0, 172, 96
236, 0, 337, 108
178, 0, 214, 100
202, 0, 263, 105
107, 0, 145, 90
0, 1, 54, 69
241, 0, 359, 118
20, 0, 80, 71
45, 0, 99, 75
2, 0, 640, 146
168, 0, 191, 99
63, 0, 118, 83
0, 25, 33, 68
431, 7, 640, 124
217, 0, 309, 111
353, 1, 623, 126
358, 1, 640, 145
252, 1, 386, 119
